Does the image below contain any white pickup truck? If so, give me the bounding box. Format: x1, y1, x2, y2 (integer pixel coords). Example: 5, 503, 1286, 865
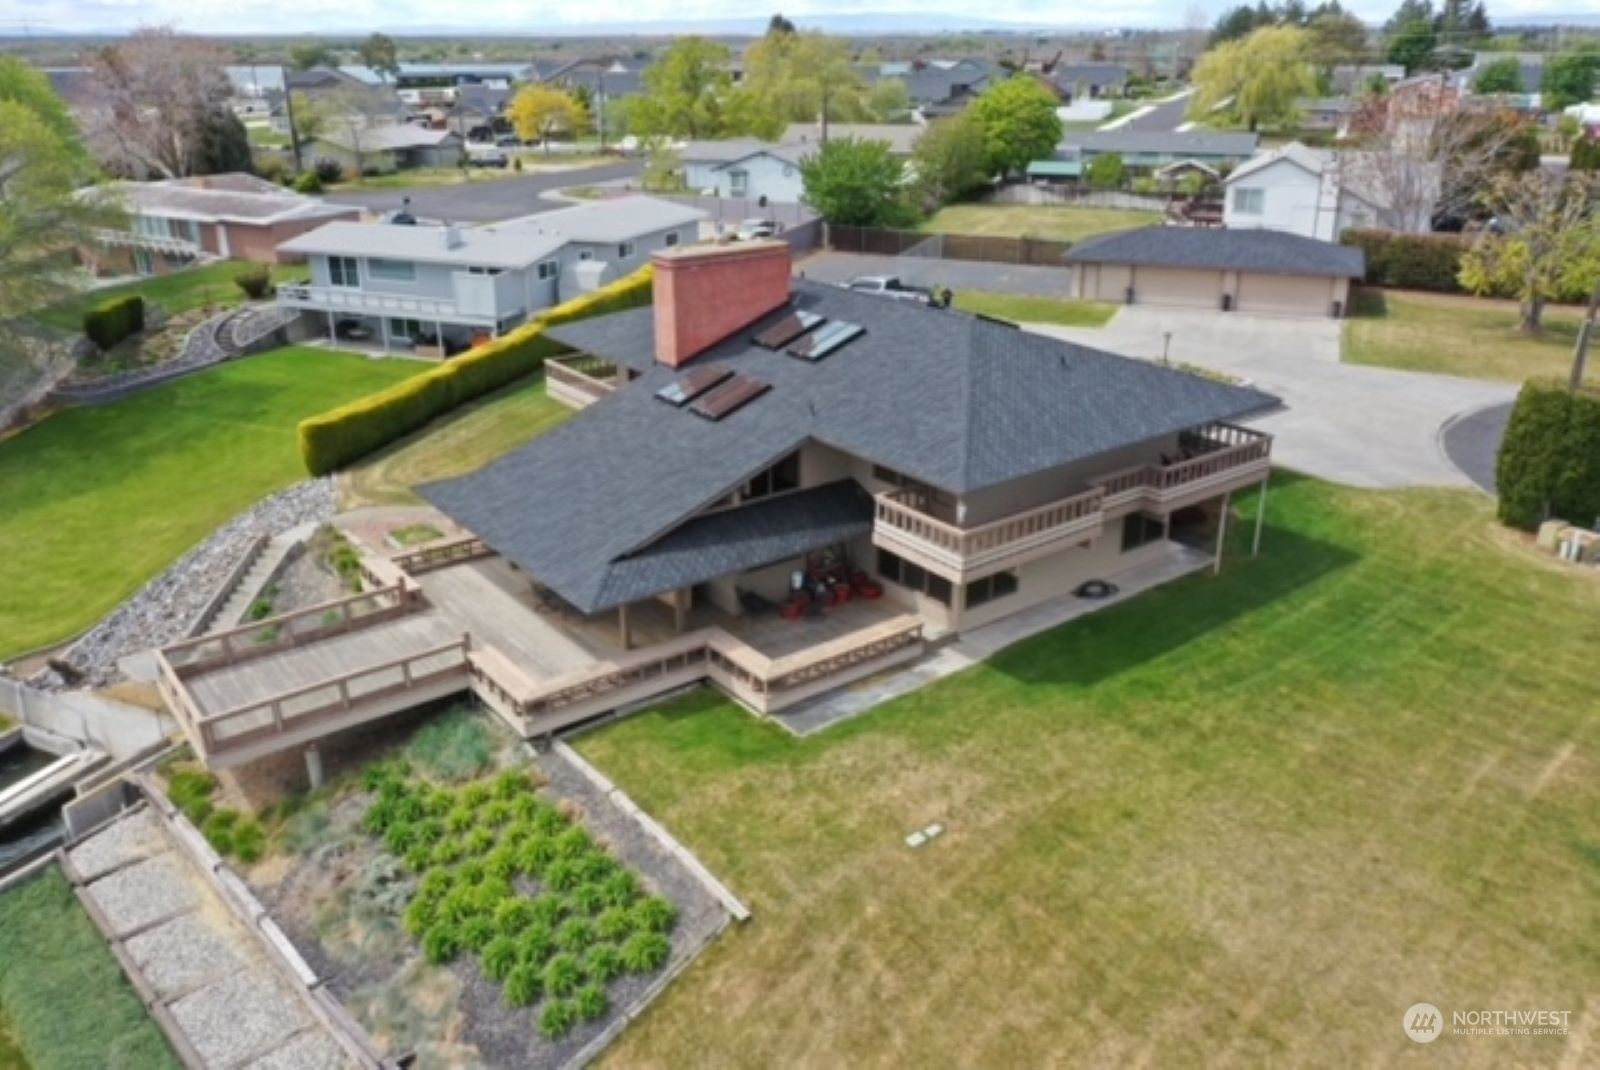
839, 275, 935, 304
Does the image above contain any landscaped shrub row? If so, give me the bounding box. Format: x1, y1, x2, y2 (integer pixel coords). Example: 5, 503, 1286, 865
82, 295, 145, 350
362, 760, 676, 1041
296, 265, 654, 476
165, 765, 267, 863
1340, 229, 1472, 294
1496, 379, 1600, 531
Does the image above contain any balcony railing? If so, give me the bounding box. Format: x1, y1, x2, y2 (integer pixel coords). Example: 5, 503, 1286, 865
277, 283, 474, 322
1094, 423, 1272, 516
545, 356, 620, 409
874, 486, 1106, 581
93, 228, 201, 256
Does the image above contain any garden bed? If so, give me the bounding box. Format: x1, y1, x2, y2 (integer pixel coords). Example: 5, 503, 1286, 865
245, 706, 726, 1068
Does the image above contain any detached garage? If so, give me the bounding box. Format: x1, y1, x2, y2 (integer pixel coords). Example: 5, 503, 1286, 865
1064, 227, 1366, 318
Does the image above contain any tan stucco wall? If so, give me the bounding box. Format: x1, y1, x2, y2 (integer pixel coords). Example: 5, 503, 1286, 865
1080, 259, 1349, 318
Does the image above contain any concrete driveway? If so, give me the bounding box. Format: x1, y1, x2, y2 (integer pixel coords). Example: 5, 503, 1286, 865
1037, 307, 1516, 489
323, 159, 643, 223
796, 250, 1070, 298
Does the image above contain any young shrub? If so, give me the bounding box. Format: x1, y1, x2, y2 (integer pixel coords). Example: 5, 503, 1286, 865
460, 915, 495, 953
469, 878, 513, 919
293, 171, 323, 194
404, 708, 495, 783
444, 803, 476, 834
314, 157, 343, 183
594, 907, 633, 942
505, 963, 543, 1008
403, 896, 436, 938
583, 943, 623, 983
574, 852, 616, 884
493, 897, 536, 936
423, 923, 462, 965
462, 783, 493, 808
545, 858, 582, 892
202, 810, 238, 856
539, 999, 577, 1040
619, 932, 671, 974
463, 827, 495, 856
383, 819, 418, 857
417, 868, 454, 900
553, 827, 592, 859
82, 295, 145, 350
485, 845, 521, 881
630, 896, 677, 934
480, 800, 513, 828
511, 794, 545, 823
438, 886, 479, 925
482, 935, 520, 983
531, 806, 567, 836
232, 818, 266, 864
570, 882, 606, 916
574, 983, 608, 1022
492, 769, 530, 799
234, 265, 272, 300
543, 953, 583, 998
555, 918, 594, 953
500, 823, 533, 851
167, 768, 219, 818
599, 870, 638, 908
518, 923, 556, 967
431, 838, 464, 867
457, 859, 488, 887
517, 836, 557, 878
529, 892, 566, 928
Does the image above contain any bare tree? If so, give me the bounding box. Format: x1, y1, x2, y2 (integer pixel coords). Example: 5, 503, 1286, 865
82, 26, 234, 179
307, 85, 400, 178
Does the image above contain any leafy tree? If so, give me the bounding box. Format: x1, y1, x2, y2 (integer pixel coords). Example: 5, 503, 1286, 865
768, 13, 797, 34
192, 108, 252, 174
1459, 173, 1600, 333
1472, 57, 1522, 94
742, 29, 872, 134
1086, 153, 1126, 190
1464, 1, 1491, 36
869, 78, 911, 122
1572, 136, 1600, 174
1383, 0, 1433, 33
799, 137, 913, 226
289, 41, 335, 71
968, 76, 1063, 177
0, 57, 83, 150
628, 37, 742, 140
1386, 19, 1438, 74
358, 33, 400, 83
909, 113, 989, 209
1305, 11, 1369, 67
643, 145, 685, 191
1191, 26, 1319, 132
1211, 4, 1266, 46
509, 86, 589, 151
1541, 50, 1600, 113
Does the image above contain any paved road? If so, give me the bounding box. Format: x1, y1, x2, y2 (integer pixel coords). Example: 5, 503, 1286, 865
796, 251, 1070, 298
323, 159, 643, 223
1440, 400, 1511, 494
1037, 306, 1516, 489
1116, 91, 1195, 132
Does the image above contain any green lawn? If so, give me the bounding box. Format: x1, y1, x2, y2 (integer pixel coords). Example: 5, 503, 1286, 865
35, 261, 310, 333
340, 373, 572, 509
1346, 290, 1585, 382
0, 867, 179, 1070
952, 291, 1118, 328
921, 204, 1161, 244
578, 477, 1599, 1067
0, 346, 418, 656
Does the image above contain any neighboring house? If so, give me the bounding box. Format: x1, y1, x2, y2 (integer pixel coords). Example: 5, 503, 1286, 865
340, 62, 535, 106
420, 239, 1278, 664
781, 123, 922, 156
84, 173, 359, 277
1065, 227, 1365, 317
441, 84, 512, 139
683, 127, 919, 203
1331, 64, 1406, 95
536, 56, 651, 100
1296, 97, 1353, 134
1035, 130, 1261, 180
275, 195, 703, 353
1052, 63, 1129, 101
1459, 52, 1544, 95
303, 125, 464, 175
1221, 141, 1439, 240
901, 64, 992, 118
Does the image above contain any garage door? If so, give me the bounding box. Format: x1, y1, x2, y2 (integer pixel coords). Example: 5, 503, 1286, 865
1131, 266, 1223, 310
1235, 273, 1329, 317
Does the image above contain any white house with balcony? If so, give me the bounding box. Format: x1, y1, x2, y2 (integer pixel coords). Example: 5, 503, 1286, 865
1223, 141, 1439, 240
275, 196, 704, 355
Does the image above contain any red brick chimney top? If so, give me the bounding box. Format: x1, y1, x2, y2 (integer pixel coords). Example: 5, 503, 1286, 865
652, 241, 792, 368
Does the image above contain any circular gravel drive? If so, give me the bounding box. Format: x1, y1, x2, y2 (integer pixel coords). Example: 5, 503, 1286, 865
1441, 401, 1512, 495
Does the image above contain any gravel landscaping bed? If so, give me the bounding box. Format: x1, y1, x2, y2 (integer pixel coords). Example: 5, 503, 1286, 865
51, 478, 338, 687
65, 805, 165, 880
81, 853, 199, 936
125, 911, 248, 996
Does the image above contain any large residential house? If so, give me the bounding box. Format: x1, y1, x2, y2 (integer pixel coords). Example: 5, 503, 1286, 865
423, 240, 1277, 657
85, 173, 358, 277
1031, 130, 1261, 182
275, 196, 703, 354
1222, 141, 1438, 240
303, 124, 464, 176
682, 125, 919, 204
1051, 63, 1130, 101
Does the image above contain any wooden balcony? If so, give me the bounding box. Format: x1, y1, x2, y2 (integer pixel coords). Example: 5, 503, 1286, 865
1094, 423, 1272, 519
546, 355, 621, 410
873, 486, 1106, 583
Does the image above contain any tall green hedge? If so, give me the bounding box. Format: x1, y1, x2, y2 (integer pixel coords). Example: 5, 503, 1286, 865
82, 294, 145, 350
298, 265, 654, 475
1341, 229, 1471, 294
1496, 379, 1600, 530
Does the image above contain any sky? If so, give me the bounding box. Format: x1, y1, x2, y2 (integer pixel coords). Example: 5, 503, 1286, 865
0, 0, 1589, 36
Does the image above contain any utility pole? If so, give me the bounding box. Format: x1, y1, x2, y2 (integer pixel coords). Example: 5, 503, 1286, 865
284, 69, 304, 174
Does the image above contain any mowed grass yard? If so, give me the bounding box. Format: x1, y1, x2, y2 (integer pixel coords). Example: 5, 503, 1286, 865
34, 261, 310, 332
0, 346, 418, 656
578, 477, 1599, 1066
921, 203, 1161, 244
952, 291, 1118, 328
340, 373, 573, 508
1346, 289, 1586, 382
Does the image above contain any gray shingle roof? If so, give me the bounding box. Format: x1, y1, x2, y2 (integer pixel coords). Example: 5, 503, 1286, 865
1062, 130, 1261, 157
1065, 227, 1366, 279
421, 280, 1277, 613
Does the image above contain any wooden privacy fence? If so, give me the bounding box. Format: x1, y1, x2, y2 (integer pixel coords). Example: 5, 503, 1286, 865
824, 224, 1074, 267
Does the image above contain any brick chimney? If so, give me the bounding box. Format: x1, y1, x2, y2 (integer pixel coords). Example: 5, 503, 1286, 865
652, 241, 791, 368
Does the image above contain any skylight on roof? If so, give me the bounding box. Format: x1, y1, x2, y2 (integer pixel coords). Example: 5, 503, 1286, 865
690, 374, 769, 421
754, 309, 824, 349
655, 364, 732, 407
787, 321, 864, 362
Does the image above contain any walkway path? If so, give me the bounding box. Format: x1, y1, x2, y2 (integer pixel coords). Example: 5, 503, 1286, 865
1440, 400, 1511, 494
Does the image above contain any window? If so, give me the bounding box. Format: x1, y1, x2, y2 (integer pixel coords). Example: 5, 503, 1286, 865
1121, 513, 1165, 553
664, 232, 680, 247
743, 452, 800, 501
1232, 187, 1264, 215
328, 256, 360, 287
367, 258, 415, 281
965, 571, 1019, 609
578, 249, 594, 261
876, 548, 954, 606
729, 169, 749, 196
389, 317, 423, 338
617, 241, 636, 259
467, 266, 504, 276
536, 260, 557, 280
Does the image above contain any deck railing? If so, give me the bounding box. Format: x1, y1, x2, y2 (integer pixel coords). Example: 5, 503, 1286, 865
545, 357, 619, 408
875, 486, 1105, 577
1096, 424, 1272, 508
392, 535, 494, 575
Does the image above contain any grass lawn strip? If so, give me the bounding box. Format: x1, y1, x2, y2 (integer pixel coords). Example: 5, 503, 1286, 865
1345, 289, 1584, 382
0, 867, 180, 1070
575, 477, 1600, 1066
921, 204, 1162, 243
34, 261, 310, 333
0, 346, 419, 657
953, 291, 1118, 328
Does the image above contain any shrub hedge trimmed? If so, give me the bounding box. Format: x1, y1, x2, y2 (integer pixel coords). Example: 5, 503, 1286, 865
1341, 229, 1471, 294
1496, 379, 1600, 530
297, 264, 654, 476
82, 294, 145, 350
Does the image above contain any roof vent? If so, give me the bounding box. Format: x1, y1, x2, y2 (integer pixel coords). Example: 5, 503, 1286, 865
443, 224, 465, 249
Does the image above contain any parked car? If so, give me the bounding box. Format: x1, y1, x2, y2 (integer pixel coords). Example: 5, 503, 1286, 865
494, 134, 523, 148
735, 218, 780, 240
469, 151, 510, 169
840, 275, 934, 304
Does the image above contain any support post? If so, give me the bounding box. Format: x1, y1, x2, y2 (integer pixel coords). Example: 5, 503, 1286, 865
326, 310, 336, 345
1213, 490, 1232, 576
1252, 474, 1270, 557
672, 589, 687, 634
618, 603, 632, 650
305, 743, 324, 790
